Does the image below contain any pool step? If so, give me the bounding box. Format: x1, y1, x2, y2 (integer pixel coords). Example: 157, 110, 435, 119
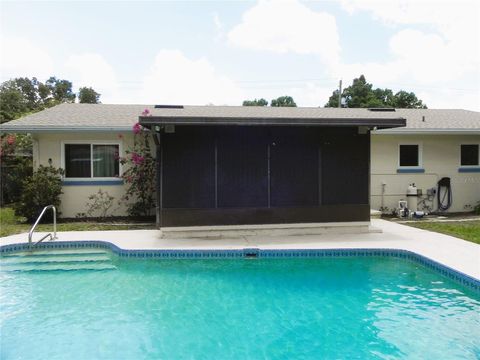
1, 254, 111, 265
0, 249, 116, 273
1, 248, 109, 258
1, 263, 117, 272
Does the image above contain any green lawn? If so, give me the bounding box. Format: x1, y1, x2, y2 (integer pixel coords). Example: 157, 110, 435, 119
0, 207, 155, 238
405, 220, 480, 244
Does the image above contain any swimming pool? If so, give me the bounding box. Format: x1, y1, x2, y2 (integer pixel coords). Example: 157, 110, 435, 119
1, 247, 479, 359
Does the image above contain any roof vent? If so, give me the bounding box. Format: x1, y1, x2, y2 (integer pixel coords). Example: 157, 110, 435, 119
154, 105, 184, 109
368, 108, 396, 112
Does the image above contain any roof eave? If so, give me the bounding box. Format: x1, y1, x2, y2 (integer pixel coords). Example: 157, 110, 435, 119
0, 126, 133, 133
373, 128, 480, 135
139, 116, 406, 128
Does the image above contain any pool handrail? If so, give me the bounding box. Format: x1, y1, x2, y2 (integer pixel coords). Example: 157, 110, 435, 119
28, 205, 57, 245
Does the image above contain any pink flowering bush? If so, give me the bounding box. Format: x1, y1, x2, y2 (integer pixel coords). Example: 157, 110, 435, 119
118, 122, 155, 217
0, 134, 16, 160
132, 122, 142, 135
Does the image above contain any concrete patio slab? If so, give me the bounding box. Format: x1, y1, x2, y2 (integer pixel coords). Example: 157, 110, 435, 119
1, 219, 479, 280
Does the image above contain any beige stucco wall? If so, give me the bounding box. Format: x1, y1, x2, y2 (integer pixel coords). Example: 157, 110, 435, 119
371, 134, 480, 213
33, 132, 140, 218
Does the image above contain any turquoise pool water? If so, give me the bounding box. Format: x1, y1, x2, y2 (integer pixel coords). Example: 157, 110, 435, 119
1, 251, 479, 359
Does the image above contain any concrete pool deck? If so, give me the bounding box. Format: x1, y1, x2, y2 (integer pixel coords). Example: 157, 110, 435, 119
1, 219, 479, 280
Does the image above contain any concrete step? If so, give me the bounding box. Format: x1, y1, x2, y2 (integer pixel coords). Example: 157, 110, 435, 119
160, 221, 381, 239
1, 254, 111, 265
1, 263, 117, 272
1, 248, 116, 273
2, 249, 109, 258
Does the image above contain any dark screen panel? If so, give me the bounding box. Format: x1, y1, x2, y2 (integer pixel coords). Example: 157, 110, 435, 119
322, 128, 369, 205
270, 128, 319, 207
217, 127, 268, 207
162, 127, 215, 208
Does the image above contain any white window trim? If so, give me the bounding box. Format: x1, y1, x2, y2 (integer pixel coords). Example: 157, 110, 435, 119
61, 140, 123, 181
398, 142, 423, 168
459, 143, 480, 168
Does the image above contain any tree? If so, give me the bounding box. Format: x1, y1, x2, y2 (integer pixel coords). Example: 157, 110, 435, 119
79, 87, 101, 104
0, 77, 48, 122
393, 90, 427, 108
271, 96, 297, 107
46, 77, 76, 103
325, 75, 427, 109
0, 85, 29, 123
242, 98, 268, 106
0, 76, 100, 123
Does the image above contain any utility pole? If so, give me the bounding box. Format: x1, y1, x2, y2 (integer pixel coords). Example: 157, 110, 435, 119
338, 79, 342, 108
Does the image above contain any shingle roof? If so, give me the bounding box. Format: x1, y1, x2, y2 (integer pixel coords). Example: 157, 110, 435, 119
141, 105, 405, 128
375, 108, 480, 133
0, 103, 478, 133
0, 104, 147, 132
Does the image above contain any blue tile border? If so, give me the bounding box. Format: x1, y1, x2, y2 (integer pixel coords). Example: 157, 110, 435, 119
1, 241, 479, 293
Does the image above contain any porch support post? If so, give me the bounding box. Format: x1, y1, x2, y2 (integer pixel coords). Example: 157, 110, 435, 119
153, 131, 162, 229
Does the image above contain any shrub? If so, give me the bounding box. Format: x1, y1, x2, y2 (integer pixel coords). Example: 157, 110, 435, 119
77, 189, 116, 219
0, 134, 33, 205
475, 202, 480, 215
15, 165, 64, 222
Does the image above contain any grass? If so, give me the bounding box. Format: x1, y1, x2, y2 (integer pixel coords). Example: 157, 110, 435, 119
0, 207, 155, 238
405, 220, 480, 244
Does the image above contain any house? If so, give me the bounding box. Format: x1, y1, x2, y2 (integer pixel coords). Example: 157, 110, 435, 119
371, 109, 480, 214
1, 104, 478, 226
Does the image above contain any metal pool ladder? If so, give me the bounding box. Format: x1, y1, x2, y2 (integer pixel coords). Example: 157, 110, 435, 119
29, 205, 58, 245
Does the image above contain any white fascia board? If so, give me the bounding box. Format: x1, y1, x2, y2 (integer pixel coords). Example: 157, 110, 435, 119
372, 129, 480, 135
0, 126, 133, 133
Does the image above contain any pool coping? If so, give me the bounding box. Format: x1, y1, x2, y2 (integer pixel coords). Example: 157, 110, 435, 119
1, 240, 479, 293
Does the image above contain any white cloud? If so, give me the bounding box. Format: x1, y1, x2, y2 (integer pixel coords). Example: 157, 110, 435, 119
228, 0, 341, 66
333, 0, 480, 110
213, 12, 223, 32
288, 82, 335, 107
334, 28, 475, 84
0, 36, 54, 80
64, 53, 119, 101
339, 0, 479, 67
140, 49, 244, 105
213, 12, 225, 42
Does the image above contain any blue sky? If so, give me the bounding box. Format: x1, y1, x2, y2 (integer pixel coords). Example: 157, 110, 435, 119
1, 0, 479, 110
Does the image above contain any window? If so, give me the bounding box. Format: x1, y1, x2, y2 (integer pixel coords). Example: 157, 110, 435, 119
64, 143, 120, 178
460, 144, 479, 166
399, 144, 420, 167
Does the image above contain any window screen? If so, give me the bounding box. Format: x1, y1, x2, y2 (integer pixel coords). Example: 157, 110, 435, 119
399, 145, 419, 167
65, 144, 91, 178
461, 144, 479, 166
